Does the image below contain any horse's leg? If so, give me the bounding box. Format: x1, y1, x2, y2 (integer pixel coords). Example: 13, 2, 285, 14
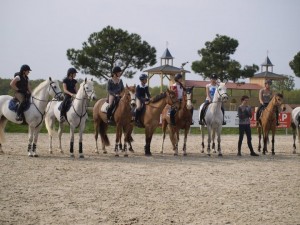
257, 126, 261, 152
262, 130, 268, 155
144, 127, 154, 156
200, 125, 205, 153
291, 123, 296, 154
169, 125, 178, 156
114, 125, 122, 157
183, 127, 188, 156
217, 127, 222, 157
31, 126, 42, 157
207, 126, 211, 156
27, 126, 34, 157
161, 121, 167, 154
94, 119, 100, 154
212, 129, 216, 153
271, 128, 275, 155
69, 126, 75, 158
58, 122, 64, 153
0, 117, 8, 154
78, 122, 86, 159
47, 116, 55, 154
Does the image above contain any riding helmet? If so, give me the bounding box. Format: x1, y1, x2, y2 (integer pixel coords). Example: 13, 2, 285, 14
112, 66, 122, 74
210, 74, 218, 80
139, 74, 148, 81
174, 73, 183, 81
67, 67, 78, 75
265, 79, 272, 85
20, 64, 31, 72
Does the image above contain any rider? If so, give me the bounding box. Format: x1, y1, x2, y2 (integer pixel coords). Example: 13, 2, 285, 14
237, 95, 259, 156
107, 66, 124, 124
10, 64, 32, 121
60, 68, 78, 122
256, 79, 279, 126
170, 73, 184, 126
135, 74, 151, 127
199, 74, 226, 125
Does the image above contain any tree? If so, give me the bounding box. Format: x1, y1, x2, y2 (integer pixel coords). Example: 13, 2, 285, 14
289, 51, 300, 77
272, 75, 295, 92
192, 34, 259, 82
67, 26, 157, 81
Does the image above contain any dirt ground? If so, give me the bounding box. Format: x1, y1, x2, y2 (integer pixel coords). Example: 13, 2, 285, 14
0, 132, 299, 225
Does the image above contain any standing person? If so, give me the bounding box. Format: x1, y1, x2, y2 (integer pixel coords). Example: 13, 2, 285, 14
237, 95, 259, 156
60, 68, 78, 122
256, 79, 279, 126
135, 74, 151, 127
169, 73, 185, 126
107, 66, 124, 123
199, 74, 226, 125
10, 64, 32, 121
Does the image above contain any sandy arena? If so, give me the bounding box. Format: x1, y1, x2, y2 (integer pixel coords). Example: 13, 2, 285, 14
0, 133, 299, 225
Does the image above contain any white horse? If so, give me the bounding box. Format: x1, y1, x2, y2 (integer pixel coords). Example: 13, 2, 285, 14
291, 107, 300, 154
0, 78, 63, 156
198, 83, 228, 156
45, 78, 95, 158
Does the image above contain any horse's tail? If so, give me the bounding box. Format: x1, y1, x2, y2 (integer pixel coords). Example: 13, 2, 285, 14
0, 116, 8, 143
99, 121, 110, 146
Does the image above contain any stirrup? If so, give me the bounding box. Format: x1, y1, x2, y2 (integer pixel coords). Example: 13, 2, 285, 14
16, 115, 23, 121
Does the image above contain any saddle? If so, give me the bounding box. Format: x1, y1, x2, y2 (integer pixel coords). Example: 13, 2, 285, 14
8, 98, 30, 113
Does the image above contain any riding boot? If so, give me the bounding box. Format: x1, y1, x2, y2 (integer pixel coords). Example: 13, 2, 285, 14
135, 109, 142, 127
60, 109, 66, 123
249, 147, 259, 156
237, 142, 242, 156
16, 102, 24, 121
106, 105, 113, 124
170, 109, 176, 126
199, 110, 204, 125
221, 107, 226, 125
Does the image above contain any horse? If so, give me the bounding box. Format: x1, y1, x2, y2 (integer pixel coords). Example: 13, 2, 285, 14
0, 78, 63, 156
139, 89, 178, 156
290, 107, 300, 154
45, 78, 95, 158
93, 85, 136, 157
199, 83, 228, 156
161, 86, 194, 156
257, 93, 284, 155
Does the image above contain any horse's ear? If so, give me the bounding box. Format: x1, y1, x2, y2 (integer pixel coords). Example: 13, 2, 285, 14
85, 77, 87, 83
126, 84, 129, 88
91, 78, 93, 81
49, 77, 52, 81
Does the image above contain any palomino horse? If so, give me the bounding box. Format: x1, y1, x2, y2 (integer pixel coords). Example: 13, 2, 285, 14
45, 78, 95, 158
290, 107, 300, 154
93, 85, 136, 157
199, 83, 228, 156
139, 89, 178, 156
0, 78, 63, 156
257, 93, 284, 155
161, 86, 194, 156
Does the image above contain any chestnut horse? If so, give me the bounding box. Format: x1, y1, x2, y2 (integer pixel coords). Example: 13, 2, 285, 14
93, 85, 136, 157
257, 93, 285, 155
291, 106, 300, 154
139, 89, 178, 156
161, 86, 194, 156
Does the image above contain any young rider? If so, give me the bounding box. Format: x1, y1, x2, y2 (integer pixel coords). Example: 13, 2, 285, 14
10, 64, 32, 121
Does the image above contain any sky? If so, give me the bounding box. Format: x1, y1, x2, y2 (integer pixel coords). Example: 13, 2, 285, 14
1, 0, 300, 89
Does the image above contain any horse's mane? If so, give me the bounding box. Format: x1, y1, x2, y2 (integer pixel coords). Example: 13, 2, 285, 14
275, 93, 283, 98
151, 92, 166, 103
31, 80, 50, 96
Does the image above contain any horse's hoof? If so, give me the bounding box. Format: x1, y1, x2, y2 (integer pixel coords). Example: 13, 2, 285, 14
262, 152, 266, 155
145, 152, 152, 156
103, 151, 107, 154
207, 154, 211, 157
49, 151, 53, 154
183, 153, 187, 156
201, 150, 204, 153
128, 148, 134, 153
174, 153, 178, 156
124, 154, 128, 157
218, 153, 223, 157
28, 152, 33, 157
258, 149, 261, 152
33, 154, 39, 157
70, 154, 75, 158
79, 154, 84, 159
272, 152, 275, 155
160, 151, 163, 154
293, 151, 296, 154
115, 154, 119, 157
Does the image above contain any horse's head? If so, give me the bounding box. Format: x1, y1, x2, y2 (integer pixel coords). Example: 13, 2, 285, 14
125, 84, 136, 108
166, 89, 178, 107
48, 77, 63, 101
83, 78, 96, 100
185, 86, 194, 110
216, 83, 228, 103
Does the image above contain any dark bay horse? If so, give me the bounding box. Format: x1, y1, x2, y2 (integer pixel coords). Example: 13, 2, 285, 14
93, 85, 136, 157
139, 89, 178, 156
161, 87, 194, 156
257, 93, 285, 155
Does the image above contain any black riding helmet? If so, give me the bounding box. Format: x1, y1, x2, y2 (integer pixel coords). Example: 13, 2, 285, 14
67, 68, 78, 76
265, 79, 272, 85
174, 73, 183, 81
20, 64, 31, 74
112, 66, 122, 74
139, 74, 148, 81
210, 74, 218, 80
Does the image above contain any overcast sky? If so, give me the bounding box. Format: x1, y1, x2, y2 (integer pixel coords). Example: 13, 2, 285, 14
1, 0, 300, 88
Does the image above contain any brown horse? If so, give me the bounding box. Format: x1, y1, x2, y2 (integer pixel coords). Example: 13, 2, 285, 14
161, 87, 194, 156
257, 93, 285, 155
93, 85, 136, 157
139, 89, 178, 156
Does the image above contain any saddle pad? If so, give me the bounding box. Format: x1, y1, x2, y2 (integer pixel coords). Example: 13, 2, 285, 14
101, 102, 109, 113
8, 99, 30, 113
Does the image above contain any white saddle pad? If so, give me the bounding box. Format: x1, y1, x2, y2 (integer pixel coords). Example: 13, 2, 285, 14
101, 102, 109, 113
